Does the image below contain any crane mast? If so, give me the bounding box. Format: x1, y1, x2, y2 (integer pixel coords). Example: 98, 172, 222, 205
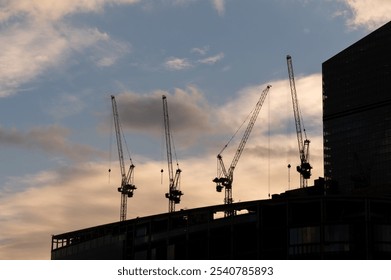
286, 55, 312, 188
162, 95, 183, 213
213, 85, 271, 216
111, 95, 136, 221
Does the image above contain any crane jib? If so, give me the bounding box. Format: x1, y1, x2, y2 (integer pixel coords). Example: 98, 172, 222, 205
213, 85, 271, 213
286, 55, 312, 188
162, 95, 183, 213
111, 95, 136, 221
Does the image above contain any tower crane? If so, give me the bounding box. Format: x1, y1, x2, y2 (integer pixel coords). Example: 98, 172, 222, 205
162, 95, 183, 213
286, 55, 312, 188
111, 95, 136, 221
213, 85, 271, 216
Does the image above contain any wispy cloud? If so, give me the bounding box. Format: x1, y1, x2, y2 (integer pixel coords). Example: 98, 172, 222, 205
198, 52, 225, 65
164, 51, 225, 71
0, 1, 135, 97
0, 23, 130, 97
164, 57, 193, 70
0, 23, 66, 97
337, 0, 391, 30
0, 125, 105, 161
46, 93, 85, 119
0, 0, 141, 23
191, 46, 210, 55
211, 0, 225, 16
93, 41, 132, 68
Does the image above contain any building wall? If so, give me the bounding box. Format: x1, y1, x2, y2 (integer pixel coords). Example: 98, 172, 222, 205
322, 21, 391, 194
51, 196, 391, 260
51, 234, 125, 260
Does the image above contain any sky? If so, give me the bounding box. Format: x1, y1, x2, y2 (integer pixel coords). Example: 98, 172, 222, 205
0, 0, 390, 260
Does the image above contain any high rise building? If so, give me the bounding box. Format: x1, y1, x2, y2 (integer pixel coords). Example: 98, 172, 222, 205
323, 21, 391, 194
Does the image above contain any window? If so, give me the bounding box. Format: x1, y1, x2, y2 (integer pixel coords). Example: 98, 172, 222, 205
374, 224, 391, 252
289, 226, 320, 256
324, 224, 350, 252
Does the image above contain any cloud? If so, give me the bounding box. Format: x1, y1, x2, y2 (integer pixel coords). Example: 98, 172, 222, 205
0, 23, 130, 97
46, 94, 85, 119
0, 0, 231, 96
164, 57, 193, 70
111, 86, 213, 148
211, 0, 225, 16
337, 0, 391, 30
0, 128, 324, 261
111, 73, 322, 156
214, 73, 322, 164
191, 46, 210, 55
115, 73, 323, 170
88, 35, 132, 67
0, 125, 105, 161
213, 73, 323, 196
0, 150, 303, 259
164, 51, 225, 71
198, 52, 225, 65
0, 73, 324, 259
0, 162, 119, 259
0, 158, 220, 259
0, 20, 130, 96
0, 1, 134, 97
0, 0, 141, 23
0, 23, 66, 97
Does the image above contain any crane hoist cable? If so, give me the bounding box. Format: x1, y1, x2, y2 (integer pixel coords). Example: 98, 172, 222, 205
218, 104, 256, 156
213, 84, 271, 217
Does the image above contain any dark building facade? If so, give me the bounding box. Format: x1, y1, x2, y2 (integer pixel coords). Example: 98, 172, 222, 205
51, 193, 391, 260
323, 21, 391, 194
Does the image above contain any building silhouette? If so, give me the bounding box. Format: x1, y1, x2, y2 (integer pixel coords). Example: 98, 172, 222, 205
51, 193, 391, 260
323, 21, 391, 194
51, 21, 391, 260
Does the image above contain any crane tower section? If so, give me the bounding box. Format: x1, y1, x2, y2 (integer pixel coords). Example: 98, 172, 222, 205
213, 85, 271, 216
111, 95, 137, 221
162, 95, 183, 213
286, 55, 312, 188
